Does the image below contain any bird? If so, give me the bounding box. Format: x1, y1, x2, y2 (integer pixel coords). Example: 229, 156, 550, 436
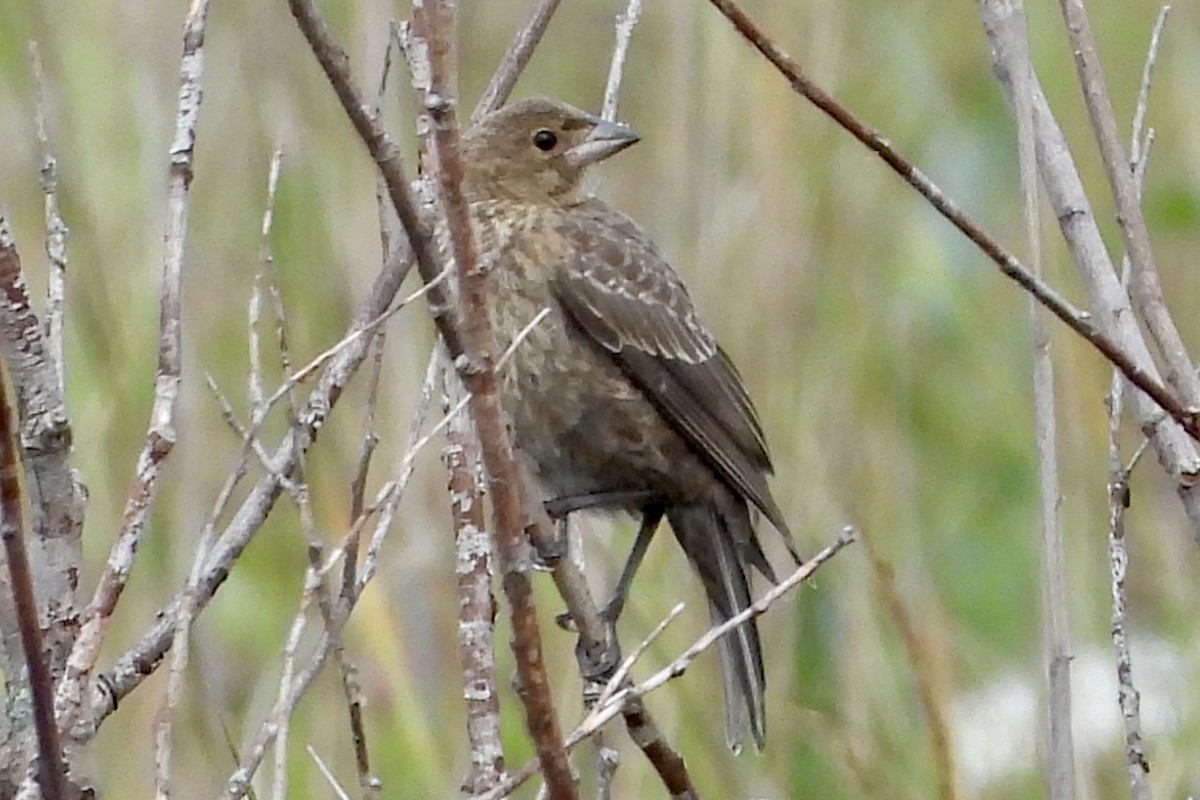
459, 96, 799, 751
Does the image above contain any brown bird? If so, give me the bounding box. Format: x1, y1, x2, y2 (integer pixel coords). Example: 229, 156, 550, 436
461, 97, 799, 751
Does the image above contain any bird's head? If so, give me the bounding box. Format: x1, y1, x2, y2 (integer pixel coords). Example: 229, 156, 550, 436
462, 96, 640, 203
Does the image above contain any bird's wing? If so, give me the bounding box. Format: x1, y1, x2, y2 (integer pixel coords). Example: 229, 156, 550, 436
551, 199, 789, 536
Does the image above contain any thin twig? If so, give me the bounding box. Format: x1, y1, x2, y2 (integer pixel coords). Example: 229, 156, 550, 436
703, 0, 1200, 442
1100, 15, 1166, 800
1056, 0, 1198, 408
601, 0, 643, 122
343, 348, 385, 789
583, 529, 854, 741
471, 0, 565, 123
345, 18, 401, 619
998, 3, 1076, 796
0, 363, 65, 800
974, 2, 1200, 544
1129, 8, 1170, 170
595, 603, 685, 716
481, 528, 856, 800
82, 1, 211, 752
308, 746, 353, 800
271, 535, 321, 800
1107, 377, 1152, 800
29, 42, 68, 398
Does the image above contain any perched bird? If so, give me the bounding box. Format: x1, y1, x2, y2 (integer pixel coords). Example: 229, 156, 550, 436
460, 96, 799, 751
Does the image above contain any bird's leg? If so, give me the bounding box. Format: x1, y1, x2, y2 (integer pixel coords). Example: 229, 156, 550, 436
537, 489, 660, 568
554, 499, 666, 626
600, 501, 665, 623
544, 489, 660, 519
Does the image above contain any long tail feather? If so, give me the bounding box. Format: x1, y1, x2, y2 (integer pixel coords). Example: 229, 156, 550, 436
667, 499, 767, 751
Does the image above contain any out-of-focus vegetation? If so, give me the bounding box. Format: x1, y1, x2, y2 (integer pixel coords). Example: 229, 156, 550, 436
3, 1, 1200, 797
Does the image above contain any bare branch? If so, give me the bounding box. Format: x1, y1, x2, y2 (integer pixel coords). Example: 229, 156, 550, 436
93, 243, 415, 730
71, 0, 211, 737
974, 2, 1200, 544
415, 3, 575, 795
703, 0, 1200, 442
1106, 384, 1152, 800
29, 42, 68, 398
601, 0, 643, 122
995, 3, 1076, 796
482, 528, 855, 800
0, 211, 85, 792
1056, 0, 1197, 407
444, 357, 505, 795
0, 355, 65, 800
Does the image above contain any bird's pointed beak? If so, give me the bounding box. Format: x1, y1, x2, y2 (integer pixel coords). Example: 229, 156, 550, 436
563, 117, 640, 169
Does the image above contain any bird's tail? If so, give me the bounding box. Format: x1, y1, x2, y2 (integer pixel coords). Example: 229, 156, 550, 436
667, 495, 771, 752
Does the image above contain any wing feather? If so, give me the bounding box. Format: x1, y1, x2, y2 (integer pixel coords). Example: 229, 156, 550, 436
552, 199, 790, 536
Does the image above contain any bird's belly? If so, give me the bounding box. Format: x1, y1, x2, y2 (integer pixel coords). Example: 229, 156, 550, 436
495, 307, 710, 505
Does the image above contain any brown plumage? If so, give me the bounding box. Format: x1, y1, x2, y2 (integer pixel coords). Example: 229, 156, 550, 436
461, 97, 798, 751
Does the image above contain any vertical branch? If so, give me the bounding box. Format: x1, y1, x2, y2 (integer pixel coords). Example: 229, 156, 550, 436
29, 42, 68, 398
443, 354, 505, 795
1102, 13, 1166, 800
0, 210, 85, 794
1001, 2, 1075, 796
0, 363, 65, 800
600, 0, 643, 122
417, 3, 576, 797
1106, 388, 1152, 800
66, 0, 211, 733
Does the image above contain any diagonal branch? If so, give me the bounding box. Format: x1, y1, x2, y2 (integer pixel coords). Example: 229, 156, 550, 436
974, 1, 1200, 543
1056, 0, 1198, 407
703, 0, 1200, 443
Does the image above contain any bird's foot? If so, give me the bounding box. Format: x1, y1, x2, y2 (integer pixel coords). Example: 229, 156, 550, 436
528, 518, 568, 571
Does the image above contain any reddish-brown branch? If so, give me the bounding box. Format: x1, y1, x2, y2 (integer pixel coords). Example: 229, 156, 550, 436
418, 3, 576, 796
703, 0, 1200, 441
286, 0, 577, 794
620, 698, 698, 799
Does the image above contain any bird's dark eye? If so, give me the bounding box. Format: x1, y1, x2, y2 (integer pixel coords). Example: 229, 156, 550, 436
532, 129, 558, 151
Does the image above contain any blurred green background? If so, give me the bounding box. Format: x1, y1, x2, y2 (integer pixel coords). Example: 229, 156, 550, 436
3, 0, 1200, 797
